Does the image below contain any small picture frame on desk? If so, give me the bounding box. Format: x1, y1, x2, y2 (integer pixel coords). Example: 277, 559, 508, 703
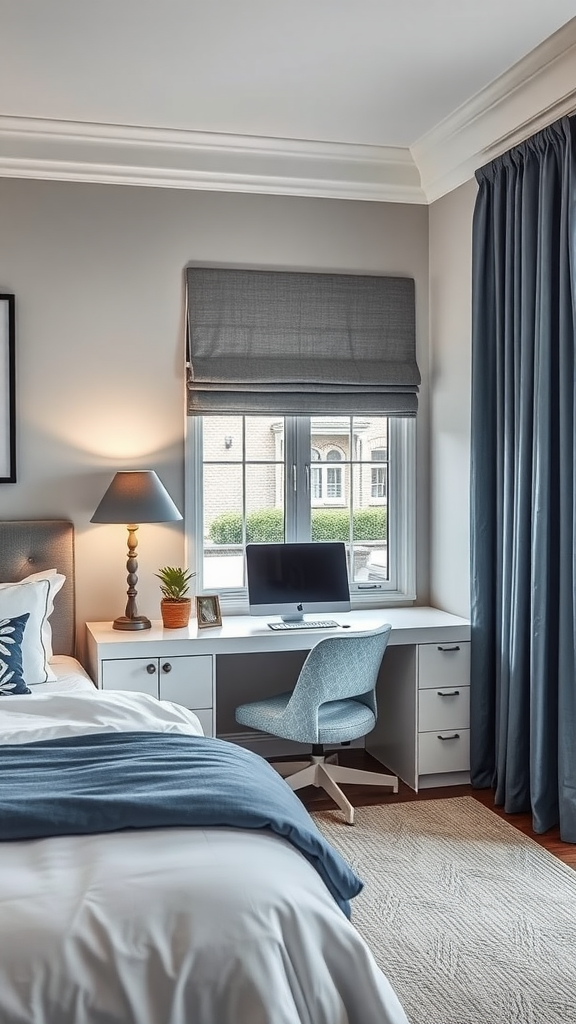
195, 594, 222, 629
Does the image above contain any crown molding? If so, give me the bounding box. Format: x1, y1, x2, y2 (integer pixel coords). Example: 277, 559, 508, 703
0, 116, 426, 204
2, 20, 574, 207
412, 18, 576, 203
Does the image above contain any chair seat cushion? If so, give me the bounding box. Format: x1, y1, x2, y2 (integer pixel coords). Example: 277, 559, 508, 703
235, 691, 375, 745
317, 699, 375, 744
235, 691, 293, 736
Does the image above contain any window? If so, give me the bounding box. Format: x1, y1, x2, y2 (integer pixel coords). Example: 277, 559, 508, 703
185, 414, 416, 610
325, 449, 343, 501
371, 447, 388, 500
311, 447, 344, 504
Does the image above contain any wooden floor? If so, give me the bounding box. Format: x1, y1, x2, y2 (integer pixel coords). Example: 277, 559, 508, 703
293, 749, 576, 870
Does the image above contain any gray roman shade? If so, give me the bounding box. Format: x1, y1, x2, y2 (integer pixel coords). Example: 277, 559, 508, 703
186, 267, 420, 415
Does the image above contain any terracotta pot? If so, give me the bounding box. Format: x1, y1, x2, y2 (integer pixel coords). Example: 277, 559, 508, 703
160, 598, 192, 629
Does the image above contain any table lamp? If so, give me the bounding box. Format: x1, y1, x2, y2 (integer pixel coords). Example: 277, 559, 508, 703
90, 470, 182, 630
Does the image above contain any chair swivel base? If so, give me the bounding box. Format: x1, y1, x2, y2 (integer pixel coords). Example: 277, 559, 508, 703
274, 755, 398, 825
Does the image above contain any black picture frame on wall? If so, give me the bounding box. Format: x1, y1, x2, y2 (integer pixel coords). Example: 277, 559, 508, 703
0, 294, 16, 483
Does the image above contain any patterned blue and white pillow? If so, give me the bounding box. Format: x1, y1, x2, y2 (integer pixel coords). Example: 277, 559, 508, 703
0, 579, 56, 684
0, 613, 32, 696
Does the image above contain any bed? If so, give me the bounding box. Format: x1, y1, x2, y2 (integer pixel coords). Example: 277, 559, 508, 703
0, 520, 409, 1024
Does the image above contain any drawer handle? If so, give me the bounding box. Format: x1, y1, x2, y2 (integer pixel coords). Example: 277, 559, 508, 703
146, 663, 156, 675
437, 645, 460, 652
162, 663, 172, 674
437, 690, 460, 696
437, 733, 460, 741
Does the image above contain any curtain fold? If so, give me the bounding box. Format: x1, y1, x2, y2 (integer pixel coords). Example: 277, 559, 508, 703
185, 267, 419, 415
470, 114, 576, 841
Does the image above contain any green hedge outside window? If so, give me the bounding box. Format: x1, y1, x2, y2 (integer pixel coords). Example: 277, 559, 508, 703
208, 507, 387, 545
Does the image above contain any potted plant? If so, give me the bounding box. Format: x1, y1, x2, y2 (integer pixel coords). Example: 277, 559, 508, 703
156, 566, 196, 629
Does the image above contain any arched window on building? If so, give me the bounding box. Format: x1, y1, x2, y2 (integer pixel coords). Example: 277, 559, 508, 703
326, 448, 343, 501
310, 447, 344, 504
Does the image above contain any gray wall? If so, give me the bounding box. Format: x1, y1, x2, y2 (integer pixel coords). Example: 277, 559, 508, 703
0, 177, 431, 656
428, 178, 476, 616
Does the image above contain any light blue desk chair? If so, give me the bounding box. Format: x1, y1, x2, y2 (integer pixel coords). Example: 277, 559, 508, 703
235, 624, 398, 824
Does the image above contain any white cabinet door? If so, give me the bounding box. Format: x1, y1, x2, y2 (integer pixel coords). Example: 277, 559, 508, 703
102, 658, 159, 697
158, 656, 213, 709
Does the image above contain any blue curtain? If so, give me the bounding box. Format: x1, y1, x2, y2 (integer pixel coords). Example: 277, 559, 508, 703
470, 114, 576, 842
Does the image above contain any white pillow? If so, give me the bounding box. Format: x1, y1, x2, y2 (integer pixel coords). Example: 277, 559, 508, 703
0, 578, 62, 684
0, 569, 66, 665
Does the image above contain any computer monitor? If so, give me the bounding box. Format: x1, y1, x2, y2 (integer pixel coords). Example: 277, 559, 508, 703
245, 542, 351, 622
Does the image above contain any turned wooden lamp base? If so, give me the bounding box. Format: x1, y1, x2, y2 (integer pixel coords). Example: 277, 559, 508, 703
113, 614, 152, 631
112, 524, 152, 631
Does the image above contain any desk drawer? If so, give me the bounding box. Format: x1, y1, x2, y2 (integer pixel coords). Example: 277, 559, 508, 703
418, 641, 470, 690
418, 729, 470, 775
418, 686, 470, 732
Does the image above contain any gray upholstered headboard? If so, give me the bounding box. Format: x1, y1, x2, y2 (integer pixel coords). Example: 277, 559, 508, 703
0, 520, 75, 656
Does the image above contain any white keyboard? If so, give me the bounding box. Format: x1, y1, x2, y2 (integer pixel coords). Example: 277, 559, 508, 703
268, 620, 339, 631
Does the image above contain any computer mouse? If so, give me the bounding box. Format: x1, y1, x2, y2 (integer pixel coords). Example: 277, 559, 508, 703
341, 624, 351, 628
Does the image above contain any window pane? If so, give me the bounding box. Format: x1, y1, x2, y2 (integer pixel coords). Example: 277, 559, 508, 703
245, 416, 284, 462
203, 464, 245, 589
246, 463, 285, 541
203, 416, 243, 462
351, 472, 388, 583
311, 416, 350, 438
356, 417, 388, 462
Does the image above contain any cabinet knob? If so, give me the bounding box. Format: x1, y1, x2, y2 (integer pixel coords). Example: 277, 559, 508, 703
146, 663, 156, 675
437, 645, 460, 652
162, 662, 172, 674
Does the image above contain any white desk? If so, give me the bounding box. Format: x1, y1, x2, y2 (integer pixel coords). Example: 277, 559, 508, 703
86, 606, 470, 791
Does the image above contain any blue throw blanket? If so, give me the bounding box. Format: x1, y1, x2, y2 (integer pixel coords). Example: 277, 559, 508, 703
0, 731, 362, 916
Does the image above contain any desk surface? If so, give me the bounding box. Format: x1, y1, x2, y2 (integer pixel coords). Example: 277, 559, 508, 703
87, 606, 470, 657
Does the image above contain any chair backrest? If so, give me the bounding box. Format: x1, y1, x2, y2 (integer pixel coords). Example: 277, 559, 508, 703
286, 624, 392, 717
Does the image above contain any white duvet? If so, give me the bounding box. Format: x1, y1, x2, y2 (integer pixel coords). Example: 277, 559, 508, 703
0, 672, 409, 1024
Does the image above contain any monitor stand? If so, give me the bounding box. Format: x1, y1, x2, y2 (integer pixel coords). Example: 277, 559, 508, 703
281, 611, 304, 623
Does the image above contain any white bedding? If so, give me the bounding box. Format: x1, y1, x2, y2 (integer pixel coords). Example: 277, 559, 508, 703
0, 687, 409, 1024
35, 654, 97, 693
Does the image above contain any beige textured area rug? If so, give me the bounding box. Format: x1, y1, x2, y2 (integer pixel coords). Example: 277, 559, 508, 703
313, 796, 576, 1024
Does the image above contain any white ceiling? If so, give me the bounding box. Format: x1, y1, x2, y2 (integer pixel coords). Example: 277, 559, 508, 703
1, 0, 575, 202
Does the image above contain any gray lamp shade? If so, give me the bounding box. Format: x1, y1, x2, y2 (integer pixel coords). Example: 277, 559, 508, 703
90, 471, 182, 525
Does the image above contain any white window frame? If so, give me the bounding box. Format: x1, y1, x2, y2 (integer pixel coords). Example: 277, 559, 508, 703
185, 415, 416, 612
